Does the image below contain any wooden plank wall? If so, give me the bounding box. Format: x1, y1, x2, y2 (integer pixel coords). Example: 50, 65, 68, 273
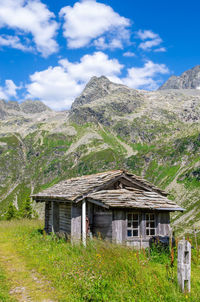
71, 204, 82, 241
44, 202, 50, 233
157, 212, 170, 236
44, 201, 72, 234
93, 205, 112, 240
59, 202, 71, 234
112, 210, 126, 244
45, 201, 53, 233
53, 202, 59, 232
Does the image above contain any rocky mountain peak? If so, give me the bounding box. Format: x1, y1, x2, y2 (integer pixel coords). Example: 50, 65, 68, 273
19, 100, 51, 114
159, 65, 200, 90
71, 76, 129, 109
0, 99, 51, 119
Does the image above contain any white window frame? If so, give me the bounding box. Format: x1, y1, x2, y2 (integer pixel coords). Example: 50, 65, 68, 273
145, 213, 156, 236
127, 212, 140, 238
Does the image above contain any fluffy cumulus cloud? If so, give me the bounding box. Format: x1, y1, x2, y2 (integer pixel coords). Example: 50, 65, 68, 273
26, 51, 169, 110
59, 0, 130, 49
0, 35, 33, 52
136, 29, 165, 52
26, 52, 123, 110
136, 30, 158, 40
0, 79, 19, 99
0, 0, 58, 56
123, 60, 169, 90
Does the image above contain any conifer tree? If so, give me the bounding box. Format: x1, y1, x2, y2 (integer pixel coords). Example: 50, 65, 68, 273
20, 198, 33, 219
5, 203, 17, 220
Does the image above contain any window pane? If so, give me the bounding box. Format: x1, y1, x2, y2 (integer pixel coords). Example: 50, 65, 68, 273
150, 229, 155, 235
133, 230, 138, 237
146, 229, 149, 236
150, 222, 155, 228
127, 214, 132, 221
133, 221, 138, 228
133, 214, 138, 220
128, 222, 132, 227
146, 214, 149, 220
127, 230, 132, 237
150, 214, 154, 220
146, 222, 150, 228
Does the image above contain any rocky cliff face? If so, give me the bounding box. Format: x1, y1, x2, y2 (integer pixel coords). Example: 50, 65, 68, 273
71, 76, 131, 109
0, 76, 200, 235
159, 65, 200, 90
0, 99, 51, 119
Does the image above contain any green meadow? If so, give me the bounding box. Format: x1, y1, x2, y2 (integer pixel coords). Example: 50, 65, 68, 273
0, 219, 199, 301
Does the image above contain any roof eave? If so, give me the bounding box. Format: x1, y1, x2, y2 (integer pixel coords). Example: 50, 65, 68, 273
155, 207, 185, 212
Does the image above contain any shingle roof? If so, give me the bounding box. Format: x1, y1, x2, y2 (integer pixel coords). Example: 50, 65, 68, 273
87, 189, 184, 211
32, 170, 167, 203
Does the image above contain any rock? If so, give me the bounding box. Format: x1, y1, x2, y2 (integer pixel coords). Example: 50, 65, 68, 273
71, 76, 129, 109
159, 65, 200, 90
20, 100, 51, 114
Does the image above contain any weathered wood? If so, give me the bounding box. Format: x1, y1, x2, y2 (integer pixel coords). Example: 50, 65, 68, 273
71, 204, 82, 242
178, 240, 191, 292
53, 202, 59, 232
93, 206, 112, 239
112, 210, 126, 244
44, 202, 50, 232
82, 199, 86, 246
59, 203, 71, 234
87, 189, 183, 211
140, 212, 146, 238
48, 201, 53, 233
32, 170, 168, 203
158, 212, 170, 236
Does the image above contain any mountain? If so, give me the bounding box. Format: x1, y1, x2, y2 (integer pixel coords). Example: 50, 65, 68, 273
0, 99, 51, 119
159, 65, 200, 90
0, 77, 200, 235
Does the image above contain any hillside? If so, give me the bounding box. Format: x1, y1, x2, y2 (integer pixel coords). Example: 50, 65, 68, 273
0, 77, 200, 234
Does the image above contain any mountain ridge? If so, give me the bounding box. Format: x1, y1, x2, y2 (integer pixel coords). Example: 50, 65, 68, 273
0, 74, 200, 236
159, 65, 200, 90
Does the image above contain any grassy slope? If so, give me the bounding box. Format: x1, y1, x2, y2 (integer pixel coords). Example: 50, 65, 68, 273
0, 120, 199, 235
0, 220, 199, 302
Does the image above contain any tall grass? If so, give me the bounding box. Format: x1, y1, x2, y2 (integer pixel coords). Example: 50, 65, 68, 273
0, 220, 199, 302
0, 265, 15, 302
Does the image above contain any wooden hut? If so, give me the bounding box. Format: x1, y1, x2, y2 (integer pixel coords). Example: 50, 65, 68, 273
32, 170, 184, 248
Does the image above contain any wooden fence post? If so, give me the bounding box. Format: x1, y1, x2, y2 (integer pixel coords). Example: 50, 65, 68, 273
177, 239, 191, 292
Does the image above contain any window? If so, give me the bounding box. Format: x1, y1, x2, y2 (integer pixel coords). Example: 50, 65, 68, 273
127, 213, 139, 237
146, 213, 155, 236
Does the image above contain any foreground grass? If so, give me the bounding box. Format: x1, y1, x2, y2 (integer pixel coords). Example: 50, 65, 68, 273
0, 265, 15, 302
0, 220, 199, 302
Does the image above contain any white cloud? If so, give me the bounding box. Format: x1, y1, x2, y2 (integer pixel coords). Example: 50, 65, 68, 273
26, 52, 169, 109
0, 0, 58, 56
0, 79, 19, 99
123, 60, 169, 90
136, 29, 165, 52
0, 35, 33, 52
154, 47, 166, 53
123, 51, 135, 57
59, 0, 130, 49
93, 37, 123, 50
26, 52, 124, 110
136, 30, 158, 40
139, 38, 162, 50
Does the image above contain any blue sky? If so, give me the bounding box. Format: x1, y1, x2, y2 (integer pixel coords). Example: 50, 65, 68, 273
0, 0, 199, 110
